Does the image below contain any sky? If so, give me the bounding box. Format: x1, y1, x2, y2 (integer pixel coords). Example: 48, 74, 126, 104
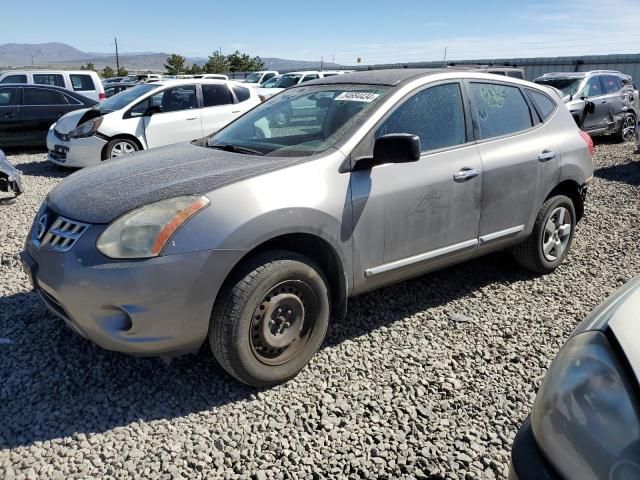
2, 0, 639, 65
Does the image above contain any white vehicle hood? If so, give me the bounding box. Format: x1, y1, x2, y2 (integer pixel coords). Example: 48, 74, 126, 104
54, 108, 92, 134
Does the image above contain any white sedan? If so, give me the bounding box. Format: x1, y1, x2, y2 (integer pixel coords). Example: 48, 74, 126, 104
47, 79, 260, 168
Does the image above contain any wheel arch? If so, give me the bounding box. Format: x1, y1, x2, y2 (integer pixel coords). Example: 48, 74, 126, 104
100, 134, 144, 160
545, 179, 585, 221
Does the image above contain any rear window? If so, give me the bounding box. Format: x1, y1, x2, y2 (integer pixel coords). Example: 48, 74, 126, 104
202, 84, 233, 106
33, 74, 65, 87
507, 71, 524, 79
526, 89, 557, 121
232, 86, 251, 102
24, 88, 68, 106
70, 74, 95, 91
1, 74, 27, 84
470, 83, 533, 140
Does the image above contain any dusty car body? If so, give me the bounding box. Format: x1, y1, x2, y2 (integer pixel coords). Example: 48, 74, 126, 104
0, 149, 23, 203
22, 69, 593, 386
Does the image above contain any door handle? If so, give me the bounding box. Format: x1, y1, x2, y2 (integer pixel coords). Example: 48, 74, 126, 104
453, 168, 480, 182
601, 100, 607, 104
538, 150, 556, 162
2, 112, 15, 118
232, 110, 241, 114
186, 117, 197, 121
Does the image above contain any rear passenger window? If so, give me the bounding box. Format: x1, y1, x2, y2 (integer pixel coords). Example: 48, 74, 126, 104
507, 71, 524, 79
202, 84, 233, 106
24, 88, 68, 106
601, 75, 622, 94
232, 86, 250, 102
376, 83, 466, 152
33, 74, 65, 87
470, 83, 532, 139
0, 87, 20, 106
1, 74, 27, 84
526, 89, 557, 121
70, 74, 95, 91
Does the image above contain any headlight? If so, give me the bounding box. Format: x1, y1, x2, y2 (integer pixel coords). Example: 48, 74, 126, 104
68, 117, 103, 139
96, 195, 210, 259
532, 331, 640, 480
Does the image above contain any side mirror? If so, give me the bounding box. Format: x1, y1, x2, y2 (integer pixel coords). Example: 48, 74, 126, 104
372, 134, 421, 165
144, 105, 162, 116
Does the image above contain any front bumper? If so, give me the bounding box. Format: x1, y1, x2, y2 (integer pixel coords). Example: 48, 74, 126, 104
46, 126, 107, 168
22, 221, 243, 356
509, 417, 560, 480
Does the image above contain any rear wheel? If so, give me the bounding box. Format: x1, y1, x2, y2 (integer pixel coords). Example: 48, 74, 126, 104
513, 195, 576, 274
209, 250, 330, 387
615, 113, 636, 143
104, 138, 139, 159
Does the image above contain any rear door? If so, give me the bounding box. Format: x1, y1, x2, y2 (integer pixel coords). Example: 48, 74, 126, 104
0, 87, 21, 147
139, 84, 203, 148
468, 81, 560, 244
20, 87, 78, 145
200, 83, 237, 134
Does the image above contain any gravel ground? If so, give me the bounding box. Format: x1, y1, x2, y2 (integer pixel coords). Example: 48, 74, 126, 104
1, 142, 639, 480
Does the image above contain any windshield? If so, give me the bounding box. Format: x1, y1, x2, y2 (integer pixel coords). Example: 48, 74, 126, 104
535, 78, 583, 97
262, 76, 280, 88
272, 74, 303, 88
245, 72, 262, 83
98, 83, 160, 111
206, 85, 388, 157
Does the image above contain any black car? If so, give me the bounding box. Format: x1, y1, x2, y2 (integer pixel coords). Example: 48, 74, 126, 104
104, 82, 138, 98
0, 84, 97, 148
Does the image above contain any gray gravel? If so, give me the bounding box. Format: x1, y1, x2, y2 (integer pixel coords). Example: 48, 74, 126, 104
1, 142, 640, 479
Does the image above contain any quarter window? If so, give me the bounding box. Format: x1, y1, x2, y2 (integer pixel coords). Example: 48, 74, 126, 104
232, 86, 251, 102
202, 84, 234, 106
23, 88, 68, 106
470, 83, 532, 140
33, 74, 65, 87
0, 74, 27, 84
376, 83, 466, 152
302, 75, 319, 82
583, 76, 603, 97
70, 74, 95, 91
0, 87, 19, 106
526, 89, 557, 121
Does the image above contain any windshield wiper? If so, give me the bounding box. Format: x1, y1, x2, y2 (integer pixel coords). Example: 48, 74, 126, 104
209, 143, 265, 156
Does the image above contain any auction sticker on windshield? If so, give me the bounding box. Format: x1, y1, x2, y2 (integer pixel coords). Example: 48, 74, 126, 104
335, 92, 380, 102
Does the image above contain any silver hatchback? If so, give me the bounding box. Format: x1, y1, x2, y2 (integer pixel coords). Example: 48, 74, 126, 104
22, 69, 594, 386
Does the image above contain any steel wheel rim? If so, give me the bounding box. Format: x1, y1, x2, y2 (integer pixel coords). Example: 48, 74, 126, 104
542, 206, 571, 262
622, 116, 636, 142
110, 141, 136, 158
250, 279, 318, 366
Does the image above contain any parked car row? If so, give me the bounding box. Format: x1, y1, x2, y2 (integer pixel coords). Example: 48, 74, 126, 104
0, 69, 105, 101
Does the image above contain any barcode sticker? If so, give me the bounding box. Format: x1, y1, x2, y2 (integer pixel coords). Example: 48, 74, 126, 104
335, 92, 380, 102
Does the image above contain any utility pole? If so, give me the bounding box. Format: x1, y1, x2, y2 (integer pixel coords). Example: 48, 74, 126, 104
115, 37, 120, 73
31, 55, 35, 69
320, 56, 324, 71
443, 46, 448, 65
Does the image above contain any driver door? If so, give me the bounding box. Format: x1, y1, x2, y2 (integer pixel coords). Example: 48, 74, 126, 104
350, 82, 482, 293
141, 85, 203, 148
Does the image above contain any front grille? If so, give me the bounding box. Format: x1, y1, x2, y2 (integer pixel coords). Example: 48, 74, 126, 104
33, 210, 89, 253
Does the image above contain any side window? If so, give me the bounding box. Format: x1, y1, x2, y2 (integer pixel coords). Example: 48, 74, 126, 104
131, 85, 197, 115
376, 83, 466, 152
302, 75, 319, 83
601, 75, 622, 94
70, 74, 95, 91
0, 74, 27, 84
202, 84, 234, 106
232, 86, 251, 102
469, 82, 532, 140
583, 76, 603, 97
526, 89, 557, 122
507, 71, 524, 79
263, 73, 275, 81
0, 87, 20, 106
64, 94, 82, 105
23, 88, 68, 106
33, 74, 65, 87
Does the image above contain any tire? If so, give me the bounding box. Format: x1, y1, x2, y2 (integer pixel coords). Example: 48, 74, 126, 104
209, 250, 330, 387
614, 112, 636, 143
513, 195, 576, 274
104, 138, 139, 159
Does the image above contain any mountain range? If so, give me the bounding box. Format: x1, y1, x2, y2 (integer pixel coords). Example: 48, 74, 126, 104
0, 42, 344, 72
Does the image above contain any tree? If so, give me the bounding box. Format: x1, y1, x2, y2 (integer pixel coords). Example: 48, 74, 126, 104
164, 54, 186, 75
101, 66, 115, 78
204, 52, 229, 74
188, 63, 203, 74
226, 50, 265, 72
80, 62, 95, 71
117, 66, 128, 77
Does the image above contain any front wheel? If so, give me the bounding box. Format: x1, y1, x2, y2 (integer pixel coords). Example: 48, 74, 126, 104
513, 195, 576, 274
104, 138, 139, 159
209, 251, 330, 387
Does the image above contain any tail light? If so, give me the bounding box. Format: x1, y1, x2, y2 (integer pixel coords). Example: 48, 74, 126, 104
579, 131, 595, 156
98, 92, 107, 101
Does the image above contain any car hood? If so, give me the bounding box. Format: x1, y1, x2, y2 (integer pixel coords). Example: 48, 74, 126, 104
54, 108, 93, 133
46, 141, 315, 224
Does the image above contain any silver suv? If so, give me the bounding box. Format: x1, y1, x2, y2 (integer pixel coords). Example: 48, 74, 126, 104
22, 69, 594, 386
534, 70, 637, 142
